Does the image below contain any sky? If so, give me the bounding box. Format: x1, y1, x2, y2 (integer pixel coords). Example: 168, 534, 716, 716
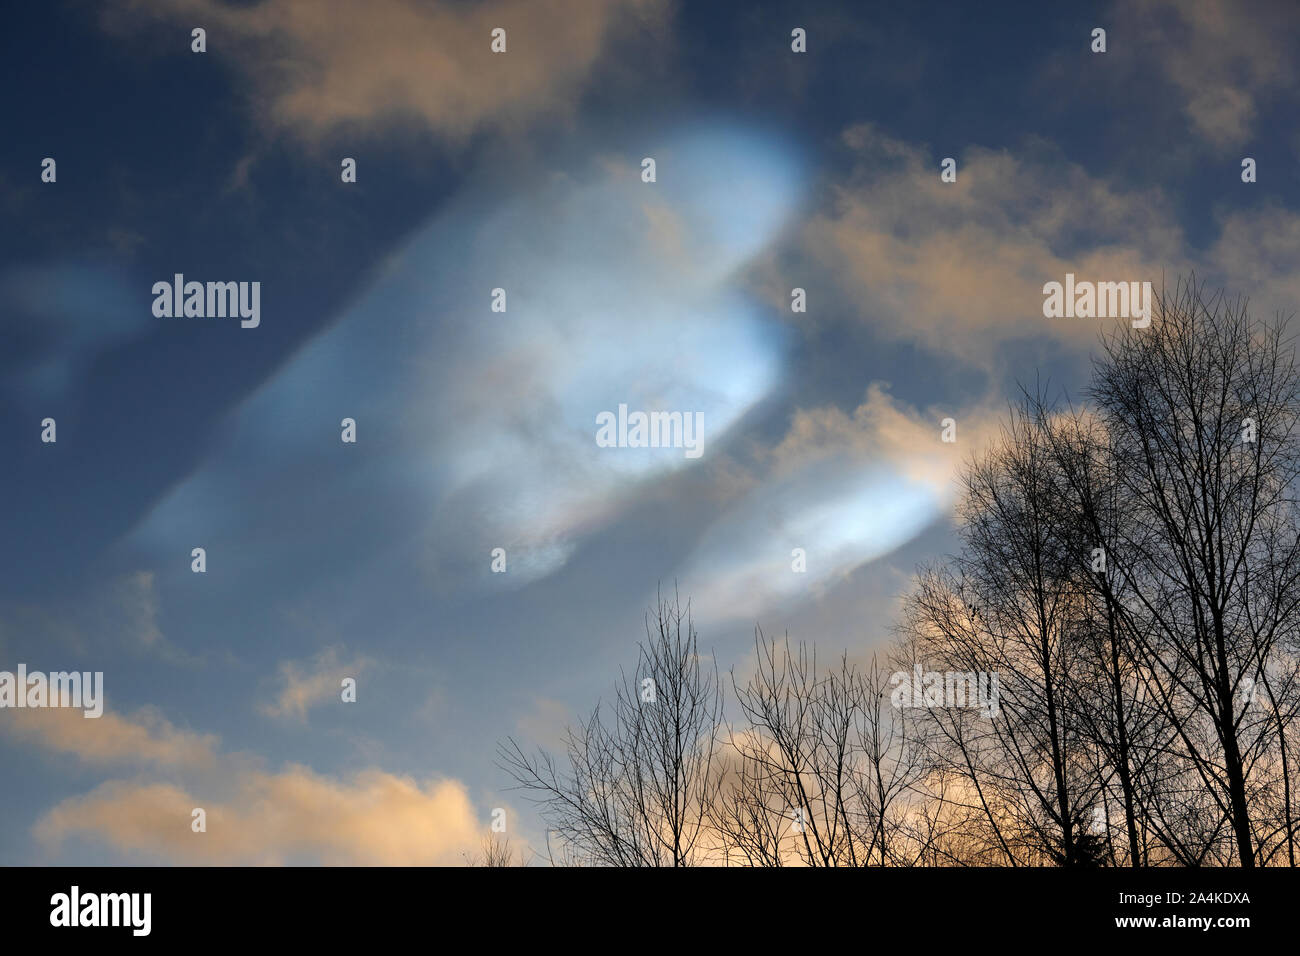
2, 0, 1300, 864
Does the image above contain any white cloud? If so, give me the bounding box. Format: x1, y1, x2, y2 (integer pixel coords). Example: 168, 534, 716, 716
677, 385, 1004, 624
130, 124, 806, 590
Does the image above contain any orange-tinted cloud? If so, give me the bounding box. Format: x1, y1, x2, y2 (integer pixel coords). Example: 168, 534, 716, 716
260, 646, 371, 722
10, 699, 505, 864
103, 0, 669, 143
799, 124, 1182, 364
798, 122, 1300, 368
4, 706, 218, 770
35, 768, 486, 865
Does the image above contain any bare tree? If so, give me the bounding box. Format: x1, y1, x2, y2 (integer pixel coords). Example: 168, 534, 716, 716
1087, 280, 1300, 866
901, 403, 1108, 866
464, 834, 532, 867
498, 589, 723, 866
1041, 400, 1174, 866
721, 632, 927, 865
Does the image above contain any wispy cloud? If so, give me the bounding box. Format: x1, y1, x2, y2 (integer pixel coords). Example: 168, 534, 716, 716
677, 384, 1004, 624
796, 124, 1181, 367
260, 645, 371, 722
1116, 0, 1298, 150
796, 121, 1300, 370
4, 706, 218, 770
103, 0, 670, 144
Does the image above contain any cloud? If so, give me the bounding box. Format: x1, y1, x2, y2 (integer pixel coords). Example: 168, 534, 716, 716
117, 571, 163, 651
34, 768, 486, 865
13, 700, 497, 864
516, 696, 572, 751
797, 124, 1183, 366
1115, 0, 1298, 150
3, 706, 218, 770
0, 264, 149, 401
260, 646, 371, 721
0, 571, 201, 666
1204, 203, 1300, 322
743, 116, 1300, 627
799, 122, 1300, 370
103, 0, 669, 144
677, 385, 1004, 624
129, 124, 805, 590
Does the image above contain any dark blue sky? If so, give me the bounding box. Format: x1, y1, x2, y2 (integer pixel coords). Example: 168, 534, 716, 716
3, 0, 1298, 864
